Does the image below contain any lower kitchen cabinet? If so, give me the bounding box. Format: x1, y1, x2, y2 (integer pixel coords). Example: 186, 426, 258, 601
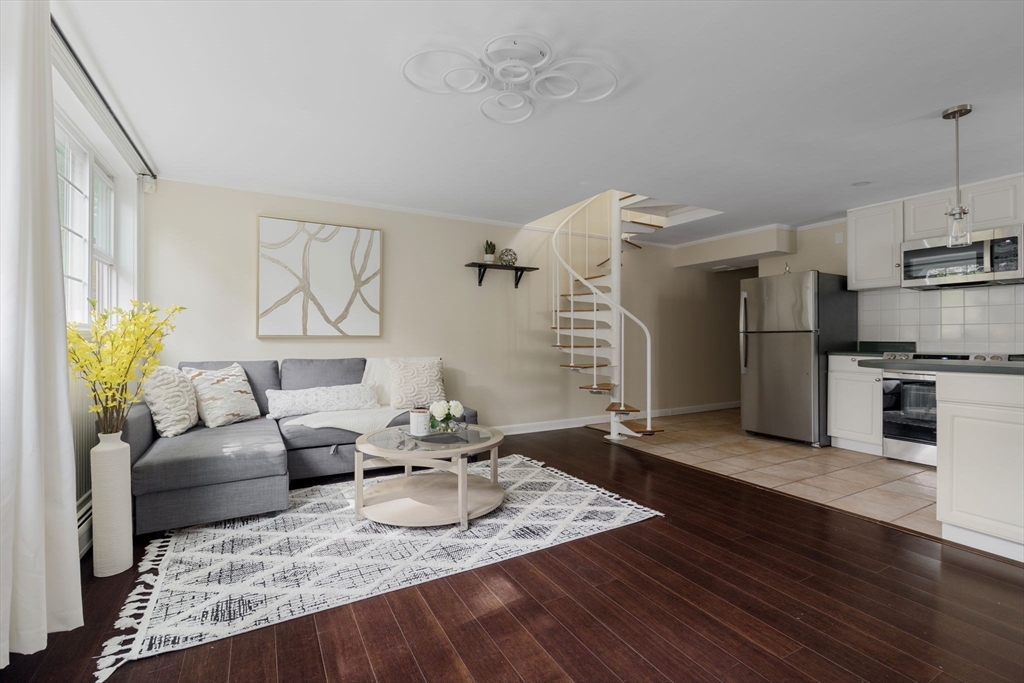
827, 356, 883, 453
937, 372, 1024, 560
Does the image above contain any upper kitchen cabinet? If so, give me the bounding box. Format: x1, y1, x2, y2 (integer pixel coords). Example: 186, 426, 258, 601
903, 174, 1024, 241
847, 201, 903, 290
904, 190, 954, 241
965, 174, 1023, 231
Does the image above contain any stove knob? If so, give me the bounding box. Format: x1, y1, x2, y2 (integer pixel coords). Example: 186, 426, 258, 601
899, 353, 910, 360
973, 354, 987, 361
990, 354, 1003, 362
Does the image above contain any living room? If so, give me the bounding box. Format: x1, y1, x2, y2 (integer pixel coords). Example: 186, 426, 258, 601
2, 2, 1022, 683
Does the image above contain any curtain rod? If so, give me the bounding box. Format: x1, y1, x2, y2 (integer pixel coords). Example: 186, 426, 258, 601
50, 16, 157, 179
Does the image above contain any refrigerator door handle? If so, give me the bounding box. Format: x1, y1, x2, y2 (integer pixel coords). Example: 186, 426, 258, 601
739, 291, 748, 375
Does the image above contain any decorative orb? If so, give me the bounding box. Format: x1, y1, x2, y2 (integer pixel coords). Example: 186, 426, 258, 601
497, 248, 518, 266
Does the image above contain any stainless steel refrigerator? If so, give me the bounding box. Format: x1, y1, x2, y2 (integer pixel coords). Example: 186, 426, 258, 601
739, 271, 857, 447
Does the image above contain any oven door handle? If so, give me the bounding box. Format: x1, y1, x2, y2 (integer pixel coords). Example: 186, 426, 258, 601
882, 371, 936, 382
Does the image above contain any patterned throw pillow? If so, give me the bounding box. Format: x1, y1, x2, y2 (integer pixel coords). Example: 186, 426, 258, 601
142, 366, 198, 437
182, 363, 261, 428
265, 383, 379, 420
362, 356, 440, 406
386, 358, 446, 409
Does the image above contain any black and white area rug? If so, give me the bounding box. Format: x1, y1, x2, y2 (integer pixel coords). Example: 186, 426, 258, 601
96, 454, 661, 681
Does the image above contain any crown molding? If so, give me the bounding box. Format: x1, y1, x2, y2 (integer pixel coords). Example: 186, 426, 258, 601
156, 175, 527, 229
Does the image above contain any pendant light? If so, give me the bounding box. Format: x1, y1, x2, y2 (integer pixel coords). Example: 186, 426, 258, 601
942, 104, 973, 247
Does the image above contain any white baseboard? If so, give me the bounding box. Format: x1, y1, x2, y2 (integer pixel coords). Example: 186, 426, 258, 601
831, 437, 883, 456
942, 523, 1024, 562
495, 401, 740, 436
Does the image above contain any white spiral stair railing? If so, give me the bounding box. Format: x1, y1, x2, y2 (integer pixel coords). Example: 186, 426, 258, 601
551, 193, 653, 439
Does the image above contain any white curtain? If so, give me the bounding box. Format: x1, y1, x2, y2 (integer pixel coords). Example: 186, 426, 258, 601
0, 0, 85, 667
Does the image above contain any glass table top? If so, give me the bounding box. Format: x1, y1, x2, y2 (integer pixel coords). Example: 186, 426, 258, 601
364, 425, 496, 453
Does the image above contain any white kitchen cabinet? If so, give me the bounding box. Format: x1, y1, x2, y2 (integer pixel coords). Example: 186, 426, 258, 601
827, 358, 883, 451
903, 190, 954, 241
901, 174, 1023, 242
964, 174, 1024, 231
937, 372, 1024, 551
847, 201, 903, 290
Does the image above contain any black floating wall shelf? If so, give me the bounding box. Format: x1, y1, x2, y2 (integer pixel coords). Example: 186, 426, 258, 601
466, 262, 539, 289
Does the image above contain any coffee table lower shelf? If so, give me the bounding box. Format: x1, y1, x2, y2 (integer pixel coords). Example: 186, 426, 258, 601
359, 473, 505, 527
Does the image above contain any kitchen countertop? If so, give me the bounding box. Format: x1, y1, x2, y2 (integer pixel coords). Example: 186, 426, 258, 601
858, 359, 1024, 375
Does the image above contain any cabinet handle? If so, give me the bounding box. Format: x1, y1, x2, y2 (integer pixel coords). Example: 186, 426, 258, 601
851, 357, 856, 362
895, 263, 901, 268
875, 377, 881, 382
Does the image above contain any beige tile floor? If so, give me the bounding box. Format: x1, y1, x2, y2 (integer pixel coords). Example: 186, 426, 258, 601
594, 408, 941, 537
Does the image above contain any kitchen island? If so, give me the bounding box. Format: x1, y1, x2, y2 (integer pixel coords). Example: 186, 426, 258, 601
859, 360, 1024, 561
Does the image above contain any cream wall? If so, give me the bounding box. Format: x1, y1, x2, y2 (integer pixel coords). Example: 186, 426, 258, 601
672, 225, 795, 270
144, 180, 742, 428
759, 221, 847, 277
622, 247, 752, 410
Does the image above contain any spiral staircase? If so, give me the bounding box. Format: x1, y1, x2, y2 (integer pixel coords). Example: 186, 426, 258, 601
551, 191, 684, 441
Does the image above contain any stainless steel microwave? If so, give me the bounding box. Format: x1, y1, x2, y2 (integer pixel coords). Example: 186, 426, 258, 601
901, 226, 1023, 289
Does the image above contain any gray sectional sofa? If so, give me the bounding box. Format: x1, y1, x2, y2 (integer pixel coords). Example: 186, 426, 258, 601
122, 358, 477, 534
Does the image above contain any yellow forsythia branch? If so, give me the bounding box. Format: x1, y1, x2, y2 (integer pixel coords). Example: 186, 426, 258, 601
67, 301, 184, 434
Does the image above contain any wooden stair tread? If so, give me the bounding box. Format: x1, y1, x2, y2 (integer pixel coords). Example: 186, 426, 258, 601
584, 274, 608, 280
622, 420, 663, 435
580, 383, 615, 391
552, 344, 608, 348
622, 239, 643, 249
606, 402, 639, 413
596, 257, 610, 267
555, 309, 609, 313
624, 220, 661, 229
560, 363, 609, 369
618, 192, 637, 201
552, 325, 603, 330
561, 291, 608, 297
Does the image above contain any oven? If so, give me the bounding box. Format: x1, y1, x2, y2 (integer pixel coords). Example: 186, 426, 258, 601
881, 370, 937, 466
901, 225, 1022, 289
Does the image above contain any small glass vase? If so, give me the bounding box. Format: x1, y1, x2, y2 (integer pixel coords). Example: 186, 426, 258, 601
431, 419, 464, 434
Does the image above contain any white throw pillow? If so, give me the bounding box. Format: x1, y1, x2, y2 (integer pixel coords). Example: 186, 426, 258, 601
142, 366, 198, 437
182, 363, 261, 428
386, 358, 445, 409
265, 383, 379, 420
362, 356, 439, 406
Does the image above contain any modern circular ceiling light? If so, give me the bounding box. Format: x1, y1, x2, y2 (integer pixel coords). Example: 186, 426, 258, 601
402, 33, 618, 124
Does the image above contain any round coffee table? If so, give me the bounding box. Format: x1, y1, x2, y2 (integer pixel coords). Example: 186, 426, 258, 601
353, 425, 505, 531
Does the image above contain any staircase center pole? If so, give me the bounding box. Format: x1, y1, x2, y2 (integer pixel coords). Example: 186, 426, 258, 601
609, 192, 624, 440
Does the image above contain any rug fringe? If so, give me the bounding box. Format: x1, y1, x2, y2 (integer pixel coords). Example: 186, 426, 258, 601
93, 534, 171, 681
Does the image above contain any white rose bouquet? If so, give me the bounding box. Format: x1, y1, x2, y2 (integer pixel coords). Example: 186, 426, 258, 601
428, 400, 464, 432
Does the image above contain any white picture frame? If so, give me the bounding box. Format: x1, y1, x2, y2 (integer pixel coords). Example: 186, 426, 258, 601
257, 216, 381, 337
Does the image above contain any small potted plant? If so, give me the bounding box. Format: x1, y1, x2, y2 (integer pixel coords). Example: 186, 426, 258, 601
483, 240, 496, 263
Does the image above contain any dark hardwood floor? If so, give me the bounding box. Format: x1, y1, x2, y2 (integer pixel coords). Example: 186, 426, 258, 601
4, 426, 1023, 683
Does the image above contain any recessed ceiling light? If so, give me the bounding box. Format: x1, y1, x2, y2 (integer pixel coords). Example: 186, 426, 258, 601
851, 181, 871, 187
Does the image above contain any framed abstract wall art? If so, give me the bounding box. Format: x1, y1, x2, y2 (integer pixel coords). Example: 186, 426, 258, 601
257, 217, 381, 337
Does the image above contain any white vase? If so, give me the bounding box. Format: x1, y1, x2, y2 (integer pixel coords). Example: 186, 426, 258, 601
483, 254, 495, 263
90, 432, 134, 577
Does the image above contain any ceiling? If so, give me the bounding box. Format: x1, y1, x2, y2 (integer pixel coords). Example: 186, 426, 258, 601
54, 1, 1024, 244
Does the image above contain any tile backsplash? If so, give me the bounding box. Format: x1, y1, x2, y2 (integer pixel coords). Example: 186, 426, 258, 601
858, 284, 1024, 355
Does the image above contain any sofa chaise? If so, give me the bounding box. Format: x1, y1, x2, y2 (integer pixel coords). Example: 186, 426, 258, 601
122, 358, 477, 534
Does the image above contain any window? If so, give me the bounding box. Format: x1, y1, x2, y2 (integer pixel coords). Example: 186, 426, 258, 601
55, 119, 116, 323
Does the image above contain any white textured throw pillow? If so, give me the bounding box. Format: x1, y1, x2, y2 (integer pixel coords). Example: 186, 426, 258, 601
266, 383, 379, 420
386, 358, 445, 409
362, 356, 439, 406
142, 366, 198, 437
182, 363, 261, 428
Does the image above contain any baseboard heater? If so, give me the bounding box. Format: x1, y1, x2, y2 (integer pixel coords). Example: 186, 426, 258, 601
77, 491, 92, 558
